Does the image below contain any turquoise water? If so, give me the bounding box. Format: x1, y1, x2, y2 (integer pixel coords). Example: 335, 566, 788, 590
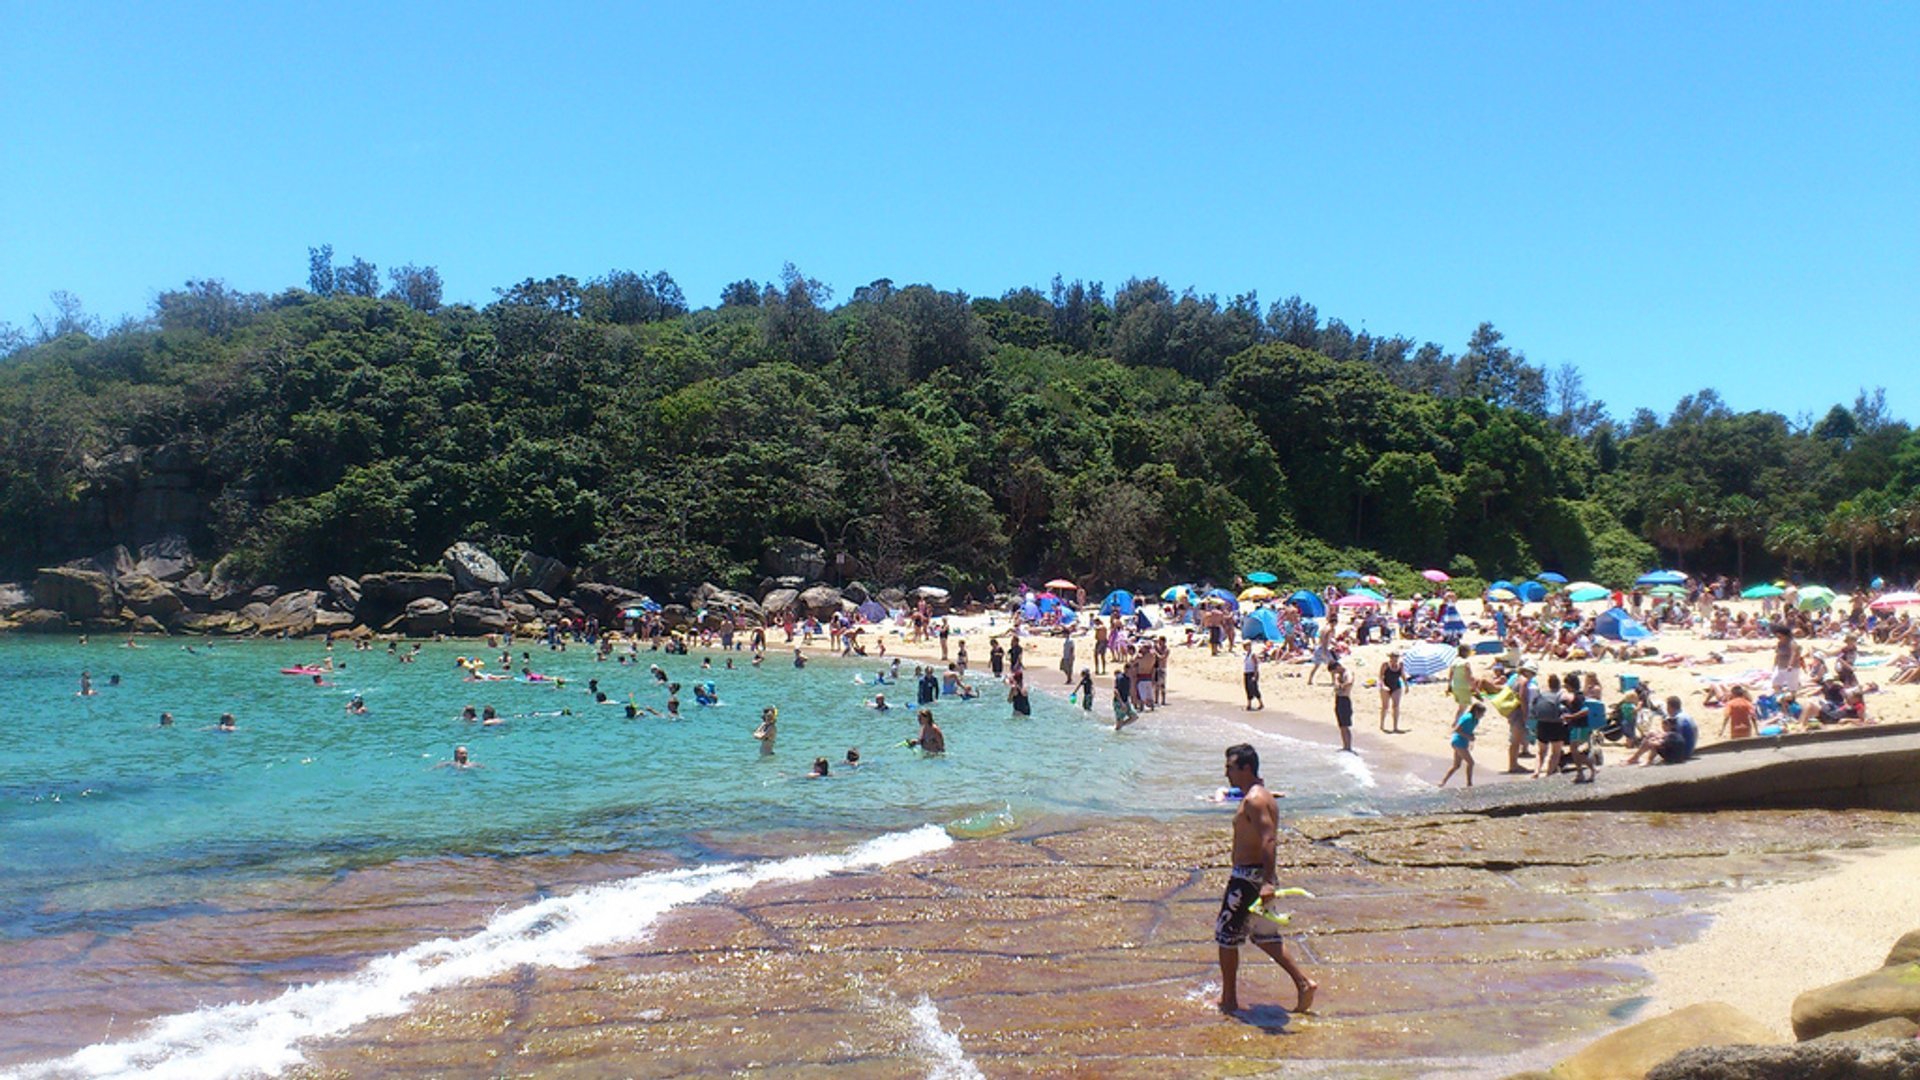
0, 637, 1364, 939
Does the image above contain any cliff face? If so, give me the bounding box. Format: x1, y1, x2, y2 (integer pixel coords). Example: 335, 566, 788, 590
33, 445, 221, 569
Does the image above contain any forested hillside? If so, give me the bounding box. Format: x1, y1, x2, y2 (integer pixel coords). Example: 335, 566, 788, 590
1, 256, 1912, 595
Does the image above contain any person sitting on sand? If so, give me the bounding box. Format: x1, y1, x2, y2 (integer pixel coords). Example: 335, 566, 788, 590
1626, 697, 1697, 765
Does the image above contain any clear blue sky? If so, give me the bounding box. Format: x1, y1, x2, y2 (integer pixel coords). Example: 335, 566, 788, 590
3, 3, 1915, 423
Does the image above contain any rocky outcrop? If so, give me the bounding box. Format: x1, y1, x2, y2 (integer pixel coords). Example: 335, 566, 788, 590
253, 590, 326, 636
797, 585, 843, 619
10, 608, 72, 633
762, 538, 827, 581
1553, 1002, 1780, 1080
450, 600, 511, 636
572, 582, 647, 623
358, 573, 455, 626
34, 567, 116, 621
760, 588, 800, 617
510, 553, 570, 595
133, 536, 196, 582
694, 585, 762, 623
327, 575, 361, 613
117, 574, 186, 621
403, 597, 452, 635
443, 542, 508, 594
1648, 1038, 1920, 1079
1791, 929, 1920, 1040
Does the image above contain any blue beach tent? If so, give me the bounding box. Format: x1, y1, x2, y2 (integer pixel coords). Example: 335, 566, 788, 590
1099, 589, 1137, 616
1242, 608, 1282, 641
1595, 606, 1654, 642
1287, 590, 1327, 619
1518, 581, 1548, 603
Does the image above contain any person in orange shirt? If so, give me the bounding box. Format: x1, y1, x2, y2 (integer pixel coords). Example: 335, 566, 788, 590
1719, 685, 1756, 739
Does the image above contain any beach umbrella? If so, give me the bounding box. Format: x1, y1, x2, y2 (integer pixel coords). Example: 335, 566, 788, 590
1636, 570, 1687, 586
1360, 574, 1385, 585
1335, 570, 1362, 579
1488, 579, 1516, 593
1332, 594, 1380, 608
1349, 586, 1387, 602
1487, 587, 1519, 602
1568, 585, 1611, 603
1871, 591, 1920, 609
1044, 578, 1078, 591
1740, 584, 1784, 599
1536, 572, 1568, 584
1245, 571, 1279, 585
1400, 643, 1457, 681
1207, 588, 1239, 605
914, 585, 950, 599
1647, 584, 1688, 598
1161, 584, 1195, 602
1796, 586, 1836, 611
1238, 586, 1276, 602
1422, 569, 1450, 583
1518, 581, 1548, 603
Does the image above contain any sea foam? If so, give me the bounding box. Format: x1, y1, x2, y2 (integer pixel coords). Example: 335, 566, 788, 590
6, 825, 953, 1080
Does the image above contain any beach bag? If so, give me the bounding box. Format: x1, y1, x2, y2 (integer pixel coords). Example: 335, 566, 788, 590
1488, 686, 1521, 717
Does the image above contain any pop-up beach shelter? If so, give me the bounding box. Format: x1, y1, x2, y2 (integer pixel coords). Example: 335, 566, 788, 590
1287, 590, 1327, 618
1099, 589, 1137, 616
1595, 607, 1654, 642
1242, 608, 1282, 641
857, 599, 886, 622
1518, 581, 1548, 602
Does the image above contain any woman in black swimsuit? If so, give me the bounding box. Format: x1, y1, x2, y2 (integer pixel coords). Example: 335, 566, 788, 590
1378, 651, 1406, 732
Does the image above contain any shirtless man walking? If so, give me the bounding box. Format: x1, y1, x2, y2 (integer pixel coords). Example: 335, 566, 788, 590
1215, 743, 1317, 1015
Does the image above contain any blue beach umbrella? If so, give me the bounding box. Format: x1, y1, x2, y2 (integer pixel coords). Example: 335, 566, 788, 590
1400, 643, 1457, 681
1245, 571, 1279, 585
1740, 584, 1783, 599
1488, 579, 1516, 593
1518, 581, 1548, 603
1536, 572, 1568, 584
1335, 570, 1362, 579
1569, 586, 1611, 603
1637, 570, 1687, 586
1162, 584, 1196, 602
1349, 586, 1387, 602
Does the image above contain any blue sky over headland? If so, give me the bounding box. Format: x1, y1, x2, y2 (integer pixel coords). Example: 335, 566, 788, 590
3, 3, 1914, 423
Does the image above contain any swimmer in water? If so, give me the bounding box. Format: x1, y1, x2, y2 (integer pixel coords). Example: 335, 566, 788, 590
435, 745, 482, 769
793, 648, 807, 669
481, 705, 504, 726
346, 695, 369, 715
754, 707, 778, 756
809, 757, 831, 778
845, 747, 861, 767
213, 713, 237, 732
311, 673, 333, 688
159, 712, 174, 728
907, 708, 945, 755
78, 671, 95, 697
870, 693, 891, 711
460, 705, 478, 722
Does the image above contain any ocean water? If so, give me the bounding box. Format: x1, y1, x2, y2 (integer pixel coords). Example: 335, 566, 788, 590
0, 636, 1372, 1076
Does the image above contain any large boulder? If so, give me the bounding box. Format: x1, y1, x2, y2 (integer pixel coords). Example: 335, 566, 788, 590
700, 588, 763, 623
510, 552, 570, 595
117, 574, 186, 620
10, 608, 73, 633
403, 597, 453, 636
762, 538, 827, 581
797, 585, 843, 619
760, 588, 800, 617
133, 536, 196, 582
34, 568, 116, 621
69, 545, 137, 581
327, 575, 362, 613
571, 582, 647, 623
657, 603, 693, 629
1792, 931, 1920, 1040
173, 611, 250, 635
254, 590, 324, 636
841, 580, 872, 605
1648, 1038, 1920, 1079
515, 589, 557, 611
443, 542, 508, 594
877, 587, 908, 608
359, 572, 455, 625
172, 572, 213, 612
451, 600, 511, 636
207, 555, 255, 608
1554, 1002, 1780, 1080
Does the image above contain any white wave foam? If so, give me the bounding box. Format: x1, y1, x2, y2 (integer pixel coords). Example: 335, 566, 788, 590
1333, 749, 1377, 788
7, 826, 953, 1080
906, 996, 985, 1080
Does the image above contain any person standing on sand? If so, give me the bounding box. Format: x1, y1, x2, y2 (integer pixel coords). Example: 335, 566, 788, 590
1093, 620, 1109, 674
1242, 642, 1264, 711
1060, 633, 1077, 684
1439, 701, 1483, 787
1215, 743, 1316, 1015
1329, 660, 1356, 752
1377, 650, 1406, 732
